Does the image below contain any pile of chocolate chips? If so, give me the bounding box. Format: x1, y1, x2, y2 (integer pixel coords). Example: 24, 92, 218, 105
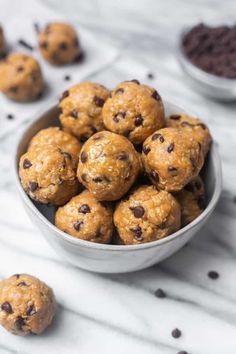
182, 23, 236, 78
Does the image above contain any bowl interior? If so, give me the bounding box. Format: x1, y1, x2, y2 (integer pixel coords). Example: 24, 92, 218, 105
15, 101, 220, 248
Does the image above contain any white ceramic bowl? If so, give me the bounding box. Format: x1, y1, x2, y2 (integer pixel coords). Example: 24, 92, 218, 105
15, 101, 222, 273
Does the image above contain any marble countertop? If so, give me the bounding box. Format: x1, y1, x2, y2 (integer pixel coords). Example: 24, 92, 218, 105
1, 0, 236, 353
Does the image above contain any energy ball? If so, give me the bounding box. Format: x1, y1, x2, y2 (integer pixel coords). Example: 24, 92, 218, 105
175, 175, 206, 226
59, 82, 110, 141
19, 144, 79, 206
166, 113, 212, 156
0, 26, 6, 58
0, 53, 43, 102
55, 190, 113, 243
114, 185, 181, 245
38, 22, 81, 65
28, 127, 82, 168
142, 127, 204, 192
102, 80, 165, 144
77, 131, 141, 201
0, 274, 55, 336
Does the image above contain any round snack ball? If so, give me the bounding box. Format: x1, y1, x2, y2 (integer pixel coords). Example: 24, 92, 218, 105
0, 26, 6, 58
142, 127, 204, 192
77, 131, 141, 201
175, 175, 206, 226
0, 53, 43, 102
0, 274, 55, 336
55, 189, 113, 243
114, 185, 181, 245
28, 127, 81, 168
166, 113, 212, 156
102, 80, 165, 144
38, 22, 81, 65
59, 82, 110, 141
19, 144, 79, 205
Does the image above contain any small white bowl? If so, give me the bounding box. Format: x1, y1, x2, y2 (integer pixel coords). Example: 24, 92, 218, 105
178, 28, 236, 101
15, 101, 222, 273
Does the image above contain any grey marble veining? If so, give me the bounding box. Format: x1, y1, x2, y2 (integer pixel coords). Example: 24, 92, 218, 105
0, 0, 236, 353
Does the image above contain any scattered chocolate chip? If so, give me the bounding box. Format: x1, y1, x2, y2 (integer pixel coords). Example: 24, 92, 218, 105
113, 115, 119, 123
62, 152, 72, 160
71, 109, 78, 118
14, 274, 20, 279
34, 22, 40, 34
135, 115, 144, 127
29, 181, 38, 192
59, 42, 67, 50
155, 288, 166, 298
130, 226, 143, 240
130, 206, 145, 218
181, 121, 193, 128
64, 75, 71, 81
17, 281, 27, 287
79, 204, 91, 214
117, 152, 128, 160
16, 65, 24, 72
23, 159, 32, 169
6, 114, 14, 120
93, 96, 105, 107
60, 90, 69, 101
147, 72, 154, 79
74, 51, 85, 63
167, 143, 175, 153
151, 90, 161, 100
208, 270, 219, 279
39, 41, 48, 49
1, 302, 13, 314
171, 328, 181, 338
169, 114, 181, 120
18, 39, 34, 51
150, 170, 159, 182
123, 130, 131, 138
142, 146, 151, 155
152, 133, 164, 143
81, 151, 88, 163
26, 304, 36, 316
197, 196, 206, 209
73, 220, 84, 231
115, 88, 124, 94
93, 176, 103, 183
168, 166, 178, 176
130, 79, 140, 84
15, 316, 25, 331
81, 173, 87, 182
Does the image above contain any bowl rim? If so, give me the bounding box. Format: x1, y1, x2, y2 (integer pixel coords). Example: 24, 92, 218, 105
14, 102, 222, 252
178, 26, 236, 88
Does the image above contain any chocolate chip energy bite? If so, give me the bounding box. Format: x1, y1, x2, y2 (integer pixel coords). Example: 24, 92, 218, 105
28, 127, 82, 168
102, 80, 165, 144
77, 131, 141, 201
166, 113, 212, 156
175, 176, 206, 226
0, 274, 55, 336
55, 190, 113, 243
59, 82, 110, 141
0, 25, 6, 58
38, 22, 81, 65
19, 144, 79, 205
0, 53, 43, 102
142, 127, 204, 192
114, 185, 181, 245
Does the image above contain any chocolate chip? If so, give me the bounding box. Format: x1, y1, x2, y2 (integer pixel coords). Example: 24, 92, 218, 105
190, 157, 197, 170
93, 176, 103, 183
15, 316, 25, 331
60, 90, 69, 101
62, 152, 72, 160
181, 121, 193, 128
59, 42, 67, 50
168, 166, 178, 176
9, 86, 18, 93
18, 39, 34, 51
150, 170, 159, 182
208, 270, 219, 279
1, 302, 13, 314
26, 304, 36, 316
113, 115, 119, 123
169, 114, 181, 120
115, 88, 124, 94
73, 220, 84, 231
39, 41, 48, 49
6, 114, 14, 120
143, 146, 151, 155
167, 143, 175, 153
17, 281, 27, 287
14, 274, 20, 279
135, 115, 144, 127
171, 328, 181, 338
147, 72, 154, 79
29, 181, 38, 192
81, 173, 87, 182
64, 75, 71, 81
71, 109, 78, 118
151, 90, 161, 100
130, 79, 140, 84
152, 133, 164, 143
123, 130, 131, 137
79, 204, 91, 214
154, 288, 166, 298
81, 151, 88, 163
117, 152, 128, 160
130, 226, 143, 240
16, 66, 24, 72
23, 159, 32, 169
130, 206, 145, 218
93, 96, 105, 107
